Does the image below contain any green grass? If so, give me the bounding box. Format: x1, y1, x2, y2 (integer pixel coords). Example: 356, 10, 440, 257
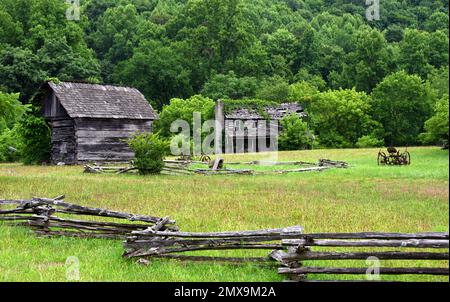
0, 147, 448, 282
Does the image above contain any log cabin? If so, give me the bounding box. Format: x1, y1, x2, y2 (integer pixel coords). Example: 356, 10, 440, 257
38, 81, 159, 164
215, 100, 307, 153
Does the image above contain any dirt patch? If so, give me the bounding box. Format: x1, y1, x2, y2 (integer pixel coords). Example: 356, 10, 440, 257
415, 186, 449, 200
375, 180, 449, 201
37, 262, 65, 271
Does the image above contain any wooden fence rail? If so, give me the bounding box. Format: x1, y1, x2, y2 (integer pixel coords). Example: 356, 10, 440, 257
123, 226, 304, 263
276, 232, 449, 282
0, 196, 178, 239
123, 227, 448, 282
1, 200, 448, 282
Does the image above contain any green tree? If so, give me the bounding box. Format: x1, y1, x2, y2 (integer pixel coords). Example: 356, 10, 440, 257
0, 8, 23, 46
255, 76, 290, 102
419, 94, 449, 148
287, 81, 320, 104
309, 89, 381, 148
398, 29, 438, 79
293, 68, 326, 91
37, 36, 100, 81
0, 0, 449, 122
428, 67, 449, 98
0, 46, 46, 101
355, 135, 384, 148
0, 92, 29, 132
201, 71, 258, 100
424, 11, 449, 33
155, 95, 215, 138
308, 12, 365, 83
384, 24, 404, 43
168, 0, 255, 86
340, 28, 391, 92
278, 114, 315, 151
17, 114, 51, 165
89, 3, 141, 81
266, 28, 297, 70
0, 91, 28, 162
372, 71, 435, 146
0, 125, 22, 162
427, 31, 449, 69
226, 41, 270, 77
115, 40, 193, 109
0, 0, 101, 99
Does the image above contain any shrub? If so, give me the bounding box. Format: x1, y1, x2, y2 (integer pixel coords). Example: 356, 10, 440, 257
128, 133, 169, 175
419, 94, 449, 148
17, 115, 51, 165
356, 135, 384, 148
278, 114, 316, 151
0, 91, 29, 132
315, 132, 353, 149
0, 126, 22, 162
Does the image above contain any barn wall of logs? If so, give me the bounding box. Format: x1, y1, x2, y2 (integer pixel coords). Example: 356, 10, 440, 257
74, 118, 153, 163
50, 119, 77, 164
49, 118, 154, 164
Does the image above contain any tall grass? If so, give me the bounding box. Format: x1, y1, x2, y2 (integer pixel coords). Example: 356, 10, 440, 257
0, 147, 448, 281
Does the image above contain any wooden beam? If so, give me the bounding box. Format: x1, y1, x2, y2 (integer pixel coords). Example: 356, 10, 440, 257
279, 267, 450, 275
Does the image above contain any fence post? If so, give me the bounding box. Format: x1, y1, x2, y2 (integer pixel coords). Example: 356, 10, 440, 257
281, 226, 307, 282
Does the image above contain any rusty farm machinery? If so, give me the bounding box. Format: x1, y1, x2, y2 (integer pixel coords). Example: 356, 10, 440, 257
377, 147, 411, 166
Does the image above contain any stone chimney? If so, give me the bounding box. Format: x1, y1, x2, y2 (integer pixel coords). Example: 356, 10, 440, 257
215, 100, 225, 154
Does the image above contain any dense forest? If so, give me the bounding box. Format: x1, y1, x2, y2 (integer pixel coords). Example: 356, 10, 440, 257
0, 0, 449, 162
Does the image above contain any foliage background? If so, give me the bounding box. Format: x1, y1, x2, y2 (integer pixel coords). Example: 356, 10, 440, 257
0, 0, 448, 157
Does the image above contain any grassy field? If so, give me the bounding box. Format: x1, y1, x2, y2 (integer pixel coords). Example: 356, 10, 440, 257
0, 147, 448, 282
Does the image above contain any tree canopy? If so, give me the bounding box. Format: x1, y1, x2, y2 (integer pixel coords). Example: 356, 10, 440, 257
0, 0, 447, 107
0, 0, 448, 153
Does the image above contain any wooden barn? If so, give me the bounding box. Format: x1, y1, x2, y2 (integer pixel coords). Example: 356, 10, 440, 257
38, 81, 159, 164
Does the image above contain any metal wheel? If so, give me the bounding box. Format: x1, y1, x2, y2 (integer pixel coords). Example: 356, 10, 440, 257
402, 151, 411, 165
377, 152, 386, 165
201, 155, 211, 163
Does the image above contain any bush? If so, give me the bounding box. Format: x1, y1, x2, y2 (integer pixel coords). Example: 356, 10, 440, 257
17, 115, 51, 165
128, 133, 169, 175
419, 94, 449, 148
314, 132, 353, 149
0, 126, 22, 162
356, 135, 384, 148
0, 91, 29, 132
278, 114, 316, 151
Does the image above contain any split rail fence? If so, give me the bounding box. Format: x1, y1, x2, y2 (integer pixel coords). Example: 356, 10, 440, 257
83, 159, 349, 176
1, 199, 448, 282
0, 196, 178, 239
123, 226, 303, 263
124, 227, 449, 282
275, 232, 449, 282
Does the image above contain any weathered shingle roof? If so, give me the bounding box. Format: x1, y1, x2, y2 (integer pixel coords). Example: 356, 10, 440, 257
225, 103, 306, 120
48, 82, 158, 120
